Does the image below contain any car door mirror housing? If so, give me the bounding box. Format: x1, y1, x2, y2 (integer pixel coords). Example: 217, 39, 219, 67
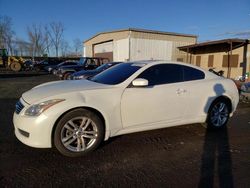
132, 78, 149, 87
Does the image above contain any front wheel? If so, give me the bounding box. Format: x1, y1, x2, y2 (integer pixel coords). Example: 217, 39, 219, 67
54, 109, 104, 157
205, 99, 230, 129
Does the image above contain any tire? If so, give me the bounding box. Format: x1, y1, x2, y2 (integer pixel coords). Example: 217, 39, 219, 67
54, 109, 104, 157
10, 62, 22, 72
204, 99, 230, 130
63, 72, 71, 80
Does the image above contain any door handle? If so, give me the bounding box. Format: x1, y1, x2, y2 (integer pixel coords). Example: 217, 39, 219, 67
176, 88, 187, 94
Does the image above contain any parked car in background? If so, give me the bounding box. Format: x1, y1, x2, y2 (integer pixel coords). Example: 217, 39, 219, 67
45, 61, 78, 74
57, 57, 109, 80
233, 74, 250, 92
70, 62, 120, 80
240, 82, 250, 102
13, 61, 239, 157
32, 60, 62, 72
23, 60, 34, 71
31, 60, 50, 71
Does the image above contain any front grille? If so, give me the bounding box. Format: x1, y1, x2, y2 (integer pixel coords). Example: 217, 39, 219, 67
15, 100, 24, 114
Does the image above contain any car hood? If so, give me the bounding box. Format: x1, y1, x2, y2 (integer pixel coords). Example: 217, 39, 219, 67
22, 80, 108, 104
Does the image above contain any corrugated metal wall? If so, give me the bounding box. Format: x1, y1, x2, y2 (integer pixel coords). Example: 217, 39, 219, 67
130, 38, 173, 61
83, 30, 197, 61
84, 30, 130, 57
113, 39, 129, 61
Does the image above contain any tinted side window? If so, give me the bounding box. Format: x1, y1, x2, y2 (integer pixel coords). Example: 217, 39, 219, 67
138, 64, 183, 86
183, 66, 205, 81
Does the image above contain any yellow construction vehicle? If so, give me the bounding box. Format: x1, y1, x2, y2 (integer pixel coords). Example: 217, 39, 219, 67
0, 48, 24, 71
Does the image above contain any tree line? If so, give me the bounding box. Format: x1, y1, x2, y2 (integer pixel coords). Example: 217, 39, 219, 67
0, 15, 83, 58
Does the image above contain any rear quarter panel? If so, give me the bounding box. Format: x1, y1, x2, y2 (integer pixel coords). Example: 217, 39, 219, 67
182, 77, 239, 123
201, 77, 239, 116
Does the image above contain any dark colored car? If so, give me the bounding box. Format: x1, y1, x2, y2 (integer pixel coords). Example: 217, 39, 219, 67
31, 61, 49, 71
45, 61, 78, 74
70, 62, 121, 80
23, 60, 34, 71
57, 57, 110, 80
32, 60, 64, 71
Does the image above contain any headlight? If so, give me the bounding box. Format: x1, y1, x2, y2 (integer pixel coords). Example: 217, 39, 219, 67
25, 99, 65, 116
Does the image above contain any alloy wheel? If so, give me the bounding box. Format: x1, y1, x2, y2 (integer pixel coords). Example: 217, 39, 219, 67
210, 102, 229, 127
60, 117, 98, 152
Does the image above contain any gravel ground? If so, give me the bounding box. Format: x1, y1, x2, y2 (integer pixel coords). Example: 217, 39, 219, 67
0, 73, 250, 188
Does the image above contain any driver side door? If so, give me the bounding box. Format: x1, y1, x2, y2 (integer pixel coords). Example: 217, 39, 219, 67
121, 64, 187, 128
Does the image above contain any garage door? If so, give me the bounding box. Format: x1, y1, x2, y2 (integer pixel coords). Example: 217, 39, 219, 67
94, 41, 113, 61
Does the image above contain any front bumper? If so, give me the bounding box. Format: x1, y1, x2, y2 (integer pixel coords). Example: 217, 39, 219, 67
13, 99, 57, 148
13, 112, 54, 148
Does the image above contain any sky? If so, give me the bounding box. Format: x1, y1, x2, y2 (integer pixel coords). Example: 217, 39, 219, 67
0, 0, 250, 44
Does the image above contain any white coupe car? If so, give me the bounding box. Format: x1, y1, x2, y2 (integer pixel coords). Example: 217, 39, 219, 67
13, 61, 239, 157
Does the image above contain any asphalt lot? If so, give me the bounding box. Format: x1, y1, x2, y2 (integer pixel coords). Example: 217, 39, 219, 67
0, 72, 250, 187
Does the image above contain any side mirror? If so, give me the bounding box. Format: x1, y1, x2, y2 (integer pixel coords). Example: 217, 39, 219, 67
132, 78, 148, 87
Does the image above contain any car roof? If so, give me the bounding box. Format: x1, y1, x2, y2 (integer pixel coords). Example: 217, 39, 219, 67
124, 60, 218, 79
125, 60, 197, 67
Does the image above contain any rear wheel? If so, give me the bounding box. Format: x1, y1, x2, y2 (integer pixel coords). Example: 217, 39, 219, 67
54, 109, 104, 157
205, 99, 230, 129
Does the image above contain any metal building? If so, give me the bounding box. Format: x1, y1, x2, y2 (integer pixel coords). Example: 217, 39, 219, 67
179, 39, 250, 79
83, 28, 197, 62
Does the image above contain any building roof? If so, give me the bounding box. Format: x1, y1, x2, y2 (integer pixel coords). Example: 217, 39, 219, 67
178, 38, 249, 54
84, 28, 197, 43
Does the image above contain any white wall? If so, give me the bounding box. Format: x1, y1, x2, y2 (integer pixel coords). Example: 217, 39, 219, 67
87, 37, 175, 61
113, 38, 129, 61
83, 46, 86, 57
130, 38, 173, 61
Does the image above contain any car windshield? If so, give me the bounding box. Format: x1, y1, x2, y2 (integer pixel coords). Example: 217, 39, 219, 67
90, 63, 144, 85
78, 57, 87, 65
